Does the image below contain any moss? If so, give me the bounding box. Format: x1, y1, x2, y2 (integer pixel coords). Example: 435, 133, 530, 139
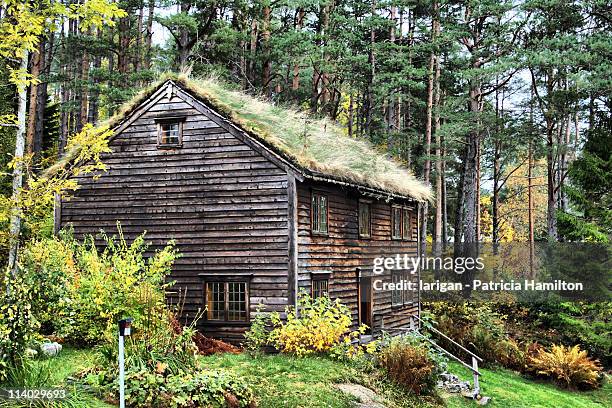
52, 73, 432, 201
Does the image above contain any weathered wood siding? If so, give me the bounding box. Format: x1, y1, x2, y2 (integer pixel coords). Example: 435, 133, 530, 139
60, 91, 290, 344
297, 181, 419, 332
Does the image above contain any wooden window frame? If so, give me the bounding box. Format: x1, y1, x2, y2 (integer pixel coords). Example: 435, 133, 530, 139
391, 205, 402, 240
391, 270, 414, 308
155, 116, 185, 148
311, 191, 329, 236
203, 279, 250, 323
402, 271, 413, 306
358, 200, 372, 239
391, 270, 403, 307
311, 277, 329, 299
402, 207, 411, 241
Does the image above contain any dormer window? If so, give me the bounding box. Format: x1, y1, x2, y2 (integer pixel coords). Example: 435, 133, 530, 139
156, 117, 185, 148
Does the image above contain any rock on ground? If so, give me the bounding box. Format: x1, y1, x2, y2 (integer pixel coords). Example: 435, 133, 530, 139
334, 383, 386, 408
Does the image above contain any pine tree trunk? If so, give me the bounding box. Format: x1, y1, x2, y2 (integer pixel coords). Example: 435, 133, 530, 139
421, 1, 438, 255
320, 2, 333, 107
232, 10, 247, 88
118, 16, 130, 75
475, 138, 481, 241
463, 88, 480, 245
248, 18, 258, 85
433, 54, 443, 257
386, 6, 396, 130
546, 119, 558, 239
134, 5, 144, 72
88, 29, 103, 124
366, 0, 376, 138
441, 134, 448, 251
348, 94, 354, 137
404, 9, 415, 166
560, 115, 571, 212
78, 29, 91, 131
107, 25, 116, 115
26, 44, 42, 154
145, 0, 154, 69
292, 9, 305, 92
528, 135, 535, 277
261, 3, 271, 95
492, 85, 501, 246
59, 23, 69, 155
35, 33, 53, 154
7, 53, 29, 274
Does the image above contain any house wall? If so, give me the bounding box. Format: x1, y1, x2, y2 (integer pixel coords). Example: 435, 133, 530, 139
296, 181, 419, 333
60, 91, 290, 344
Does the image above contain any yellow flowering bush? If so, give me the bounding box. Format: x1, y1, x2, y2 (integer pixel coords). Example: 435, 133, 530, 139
269, 293, 366, 357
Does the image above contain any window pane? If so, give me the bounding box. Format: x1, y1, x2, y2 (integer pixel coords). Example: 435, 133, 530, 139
391, 272, 402, 306
312, 279, 329, 299
403, 272, 411, 305
312, 194, 328, 234
228, 282, 247, 321
161, 122, 180, 144
402, 208, 410, 239
319, 196, 328, 233
206, 282, 225, 320
392, 207, 401, 239
359, 202, 370, 237
312, 194, 319, 232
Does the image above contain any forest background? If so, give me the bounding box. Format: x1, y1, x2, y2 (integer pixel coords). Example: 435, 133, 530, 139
0, 0, 610, 264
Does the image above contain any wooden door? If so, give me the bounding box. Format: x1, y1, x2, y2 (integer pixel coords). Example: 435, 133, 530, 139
359, 277, 373, 334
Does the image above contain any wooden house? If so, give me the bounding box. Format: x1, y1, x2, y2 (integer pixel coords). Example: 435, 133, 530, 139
57, 77, 432, 344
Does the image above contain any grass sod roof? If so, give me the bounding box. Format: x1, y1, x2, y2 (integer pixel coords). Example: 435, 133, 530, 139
51, 73, 432, 202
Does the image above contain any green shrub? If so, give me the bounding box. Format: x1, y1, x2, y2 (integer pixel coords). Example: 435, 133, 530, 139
268, 293, 365, 357
20, 236, 76, 335
527, 344, 603, 390
427, 302, 523, 368
1, 356, 53, 388
93, 314, 200, 379
376, 337, 439, 395
532, 301, 611, 367
0, 268, 39, 381
86, 366, 254, 408
243, 305, 270, 357
63, 227, 178, 345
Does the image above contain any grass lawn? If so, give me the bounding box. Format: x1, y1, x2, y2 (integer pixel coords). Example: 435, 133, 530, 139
201, 352, 360, 408
200, 352, 438, 408
443, 362, 611, 408
0, 347, 112, 408
3, 347, 609, 408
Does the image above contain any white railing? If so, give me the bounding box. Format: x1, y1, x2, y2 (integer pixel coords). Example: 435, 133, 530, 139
379, 315, 483, 397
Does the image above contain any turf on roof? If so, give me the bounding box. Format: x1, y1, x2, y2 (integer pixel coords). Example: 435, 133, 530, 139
82, 74, 432, 201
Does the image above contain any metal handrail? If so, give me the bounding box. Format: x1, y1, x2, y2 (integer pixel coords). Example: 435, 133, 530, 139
414, 315, 483, 363
419, 335, 481, 376
380, 314, 483, 396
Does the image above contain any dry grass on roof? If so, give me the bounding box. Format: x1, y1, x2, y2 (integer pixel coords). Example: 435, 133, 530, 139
50, 73, 432, 201
176, 75, 430, 201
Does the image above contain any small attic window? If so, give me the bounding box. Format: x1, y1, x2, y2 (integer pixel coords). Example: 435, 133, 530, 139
156, 117, 185, 148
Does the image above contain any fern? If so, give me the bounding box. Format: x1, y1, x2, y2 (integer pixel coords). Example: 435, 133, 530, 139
528, 344, 602, 390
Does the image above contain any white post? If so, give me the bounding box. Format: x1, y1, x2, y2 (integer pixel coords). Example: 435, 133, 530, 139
119, 333, 125, 408
472, 356, 480, 396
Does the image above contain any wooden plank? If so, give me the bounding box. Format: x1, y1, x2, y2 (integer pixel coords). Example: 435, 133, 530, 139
287, 174, 298, 309
60, 85, 293, 344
